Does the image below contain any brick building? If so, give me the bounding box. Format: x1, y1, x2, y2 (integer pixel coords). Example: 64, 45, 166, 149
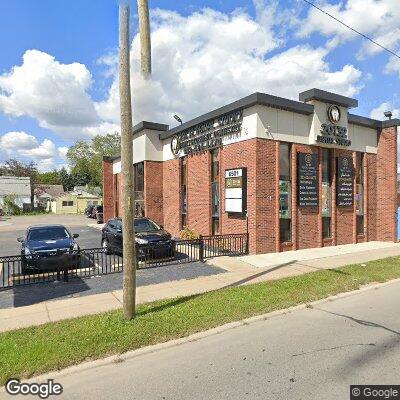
103, 88, 399, 254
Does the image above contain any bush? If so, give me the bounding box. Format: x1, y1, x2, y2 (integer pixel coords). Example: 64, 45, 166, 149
3, 196, 21, 215
180, 226, 200, 240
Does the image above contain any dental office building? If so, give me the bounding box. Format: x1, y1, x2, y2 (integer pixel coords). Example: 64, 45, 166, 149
103, 88, 399, 254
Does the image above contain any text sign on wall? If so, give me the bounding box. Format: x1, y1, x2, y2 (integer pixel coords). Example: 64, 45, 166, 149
297, 153, 319, 207
171, 109, 243, 157
225, 168, 247, 214
336, 156, 354, 207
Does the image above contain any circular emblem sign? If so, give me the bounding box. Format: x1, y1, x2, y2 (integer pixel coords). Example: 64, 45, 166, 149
328, 105, 341, 124
170, 135, 180, 157
305, 153, 312, 166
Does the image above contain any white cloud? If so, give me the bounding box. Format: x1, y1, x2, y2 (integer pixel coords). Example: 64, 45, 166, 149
385, 56, 400, 77
298, 0, 400, 68
0, 131, 67, 172
0, 50, 100, 139
96, 7, 363, 127
0, 3, 366, 141
370, 102, 400, 120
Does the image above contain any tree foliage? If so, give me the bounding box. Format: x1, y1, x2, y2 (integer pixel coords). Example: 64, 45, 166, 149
66, 133, 120, 188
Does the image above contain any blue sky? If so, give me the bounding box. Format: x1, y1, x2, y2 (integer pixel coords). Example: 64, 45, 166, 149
0, 0, 399, 171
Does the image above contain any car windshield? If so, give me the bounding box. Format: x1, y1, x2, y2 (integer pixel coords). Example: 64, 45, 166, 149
27, 227, 70, 241
134, 219, 160, 233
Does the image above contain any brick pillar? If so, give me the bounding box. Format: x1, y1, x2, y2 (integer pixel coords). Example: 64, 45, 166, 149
376, 126, 397, 242
187, 152, 211, 235
144, 161, 163, 226
163, 158, 180, 237
102, 158, 115, 223
366, 153, 377, 241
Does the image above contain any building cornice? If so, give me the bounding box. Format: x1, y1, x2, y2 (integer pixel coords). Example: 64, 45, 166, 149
160, 92, 314, 140
299, 88, 358, 108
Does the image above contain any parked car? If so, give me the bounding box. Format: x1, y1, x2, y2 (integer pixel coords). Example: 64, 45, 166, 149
101, 217, 174, 259
96, 210, 104, 224
17, 225, 80, 274
91, 205, 103, 219
84, 204, 95, 217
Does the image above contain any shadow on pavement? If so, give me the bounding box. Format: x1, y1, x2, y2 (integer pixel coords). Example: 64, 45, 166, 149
11, 277, 92, 308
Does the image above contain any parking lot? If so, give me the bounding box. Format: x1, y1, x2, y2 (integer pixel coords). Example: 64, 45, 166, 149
0, 214, 226, 308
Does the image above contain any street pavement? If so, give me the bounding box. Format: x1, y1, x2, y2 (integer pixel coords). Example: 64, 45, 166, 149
11, 280, 399, 400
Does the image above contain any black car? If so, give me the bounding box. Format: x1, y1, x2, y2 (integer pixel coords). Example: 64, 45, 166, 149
85, 204, 95, 217
18, 225, 80, 274
91, 205, 103, 219
101, 217, 174, 259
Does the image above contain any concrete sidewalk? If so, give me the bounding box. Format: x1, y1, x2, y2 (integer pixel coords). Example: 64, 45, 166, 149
1, 241, 400, 333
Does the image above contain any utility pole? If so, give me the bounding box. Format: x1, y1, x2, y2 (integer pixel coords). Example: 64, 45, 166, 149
119, 1, 136, 319
137, 0, 151, 79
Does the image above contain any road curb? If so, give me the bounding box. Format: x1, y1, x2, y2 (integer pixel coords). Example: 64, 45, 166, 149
6, 276, 399, 386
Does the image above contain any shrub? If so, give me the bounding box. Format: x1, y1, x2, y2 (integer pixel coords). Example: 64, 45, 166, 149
3, 196, 21, 215
180, 226, 200, 240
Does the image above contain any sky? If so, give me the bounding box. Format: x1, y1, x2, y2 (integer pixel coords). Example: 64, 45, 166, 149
0, 0, 399, 171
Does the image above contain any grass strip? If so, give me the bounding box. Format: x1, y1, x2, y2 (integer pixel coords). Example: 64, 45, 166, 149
1, 256, 400, 385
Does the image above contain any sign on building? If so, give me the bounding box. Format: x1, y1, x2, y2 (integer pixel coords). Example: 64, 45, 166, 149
337, 156, 354, 206
225, 168, 247, 214
297, 153, 319, 207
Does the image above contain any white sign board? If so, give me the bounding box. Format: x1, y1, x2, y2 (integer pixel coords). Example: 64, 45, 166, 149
225, 168, 246, 214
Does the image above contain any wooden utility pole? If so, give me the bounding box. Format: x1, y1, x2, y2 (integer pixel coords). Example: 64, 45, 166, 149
119, 2, 136, 319
137, 0, 151, 79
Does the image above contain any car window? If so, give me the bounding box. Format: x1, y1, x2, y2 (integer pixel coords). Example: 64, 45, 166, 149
28, 227, 70, 241
108, 221, 116, 229
134, 219, 160, 233
115, 220, 122, 230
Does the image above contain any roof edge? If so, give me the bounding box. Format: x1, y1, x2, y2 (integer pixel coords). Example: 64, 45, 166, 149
299, 88, 358, 108
133, 121, 169, 135
160, 92, 314, 140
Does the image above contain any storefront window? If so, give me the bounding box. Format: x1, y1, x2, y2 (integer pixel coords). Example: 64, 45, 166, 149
211, 149, 220, 235
134, 162, 144, 217
279, 143, 291, 243
180, 157, 187, 229
322, 148, 332, 239
356, 153, 364, 235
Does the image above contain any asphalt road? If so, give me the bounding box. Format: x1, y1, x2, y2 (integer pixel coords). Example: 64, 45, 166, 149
17, 280, 400, 400
0, 225, 101, 257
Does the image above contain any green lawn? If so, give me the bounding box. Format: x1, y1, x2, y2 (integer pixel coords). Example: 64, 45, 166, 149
1, 256, 400, 385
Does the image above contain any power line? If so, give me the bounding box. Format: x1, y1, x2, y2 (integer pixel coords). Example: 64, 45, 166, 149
300, 0, 400, 60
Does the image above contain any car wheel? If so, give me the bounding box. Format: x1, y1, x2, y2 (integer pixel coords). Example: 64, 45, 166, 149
102, 238, 111, 255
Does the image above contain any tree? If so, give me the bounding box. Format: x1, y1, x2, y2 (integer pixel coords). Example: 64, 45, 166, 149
59, 167, 75, 192
0, 159, 38, 203
36, 171, 63, 185
137, 0, 151, 79
119, 2, 137, 320
66, 133, 121, 188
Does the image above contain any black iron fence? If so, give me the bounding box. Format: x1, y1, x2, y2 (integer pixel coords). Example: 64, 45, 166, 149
0, 233, 248, 289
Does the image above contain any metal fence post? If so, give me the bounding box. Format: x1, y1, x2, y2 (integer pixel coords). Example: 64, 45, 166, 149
199, 235, 204, 262
245, 232, 249, 254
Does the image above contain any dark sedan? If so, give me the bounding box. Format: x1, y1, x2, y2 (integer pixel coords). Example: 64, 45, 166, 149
101, 217, 174, 259
18, 225, 80, 274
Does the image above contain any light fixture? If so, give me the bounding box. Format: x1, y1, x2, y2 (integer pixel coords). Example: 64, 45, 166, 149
173, 114, 183, 125
384, 111, 393, 120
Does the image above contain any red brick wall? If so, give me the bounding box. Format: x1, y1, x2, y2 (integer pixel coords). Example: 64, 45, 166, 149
376, 126, 397, 242
102, 126, 397, 253
187, 152, 212, 235
144, 161, 163, 225
163, 158, 181, 237
220, 139, 257, 253
102, 159, 114, 223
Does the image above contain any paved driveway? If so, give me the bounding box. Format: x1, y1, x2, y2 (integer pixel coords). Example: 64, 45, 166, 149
0, 214, 227, 308
0, 224, 101, 257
